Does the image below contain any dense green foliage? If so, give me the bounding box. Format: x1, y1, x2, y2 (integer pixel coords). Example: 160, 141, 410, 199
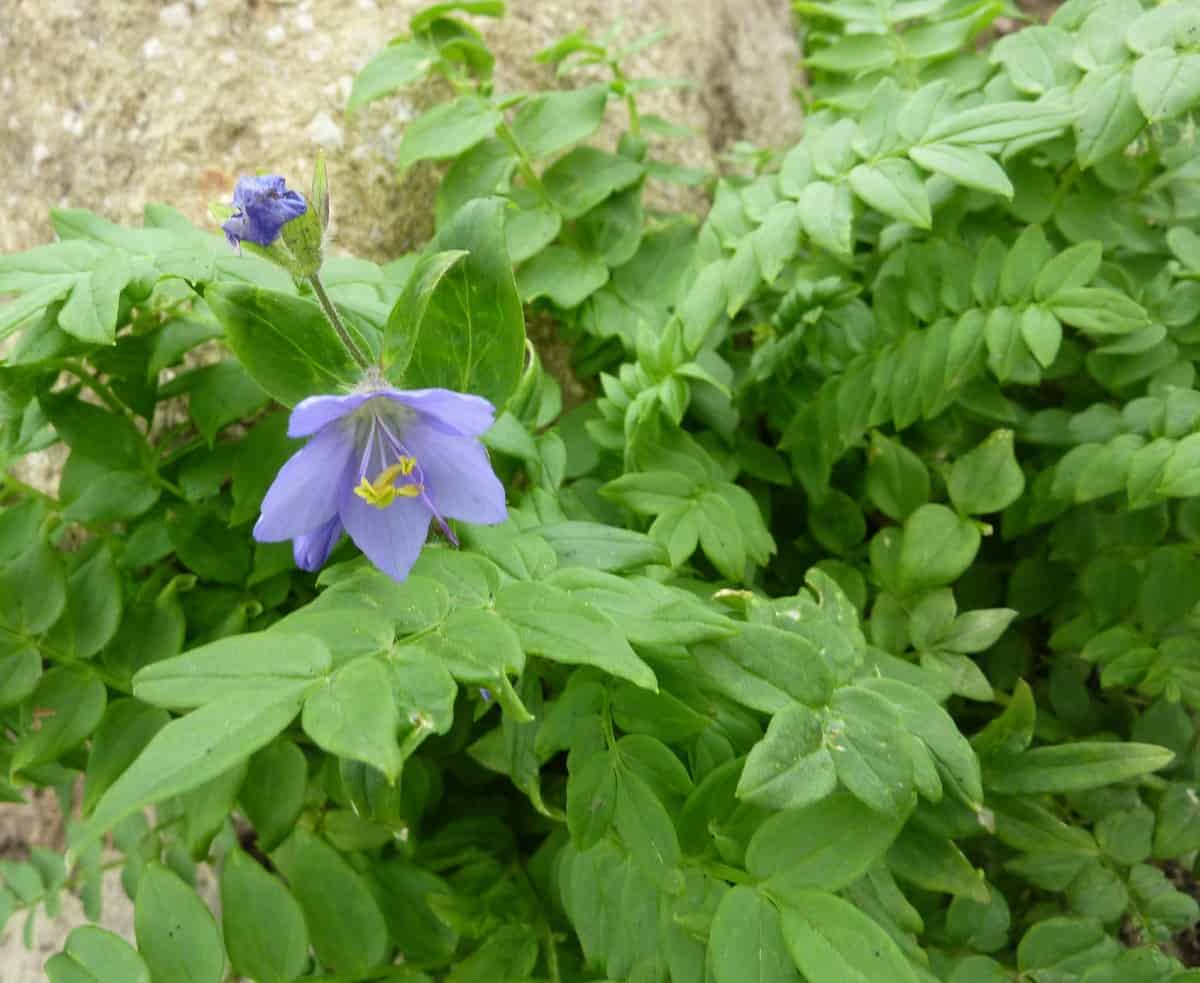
2, 0, 1200, 979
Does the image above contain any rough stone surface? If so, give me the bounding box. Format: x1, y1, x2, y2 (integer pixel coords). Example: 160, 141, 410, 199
0, 1, 801, 977
1, 0, 802, 261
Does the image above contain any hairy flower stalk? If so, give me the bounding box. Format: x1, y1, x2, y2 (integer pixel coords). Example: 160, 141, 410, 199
254, 379, 507, 580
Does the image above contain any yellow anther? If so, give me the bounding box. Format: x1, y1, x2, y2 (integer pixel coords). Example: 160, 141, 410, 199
352, 457, 421, 509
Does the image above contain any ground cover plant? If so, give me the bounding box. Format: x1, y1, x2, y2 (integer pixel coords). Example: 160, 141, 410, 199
2, 0, 1200, 979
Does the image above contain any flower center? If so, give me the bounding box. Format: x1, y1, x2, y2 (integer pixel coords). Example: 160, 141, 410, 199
353, 455, 423, 509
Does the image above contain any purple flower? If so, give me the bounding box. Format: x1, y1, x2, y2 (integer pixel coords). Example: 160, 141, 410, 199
222, 175, 307, 251
254, 383, 507, 580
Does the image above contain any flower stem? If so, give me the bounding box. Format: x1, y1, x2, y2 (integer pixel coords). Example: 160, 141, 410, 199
308, 272, 372, 370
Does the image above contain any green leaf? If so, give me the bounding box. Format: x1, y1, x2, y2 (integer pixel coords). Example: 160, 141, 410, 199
42, 394, 146, 468
204, 285, 361, 407
807, 33, 896, 74
543, 147, 645, 219
824, 686, 914, 814
752, 202, 803, 284
178, 360, 270, 447
511, 84, 609, 158
1126, 2, 1200, 53
752, 791, 905, 891
397, 96, 502, 171
1048, 287, 1150, 335
985, 742, 1174, 794
1017, 916, 1118, 976
11, 667, 106, 776
887, 825, 988, 901
61, 471, 162, 526
1132, 48, 1200, 122
134, 862, 225, 983
72, 683, 310, 850
602, 469, 699, 514
58, 252, 132, 344
347, 39, 436, 112
695, 623, 835, 714
133, 632, 331, 709
271, 827, 388, 976
910, 144, 1013, 198
991, 25, 1074, 95
535, 521, 666, 572
948, 429, 1026, 515
779, 889, 921, 983
550, 568, 733, 648
972, 679, 1037, 758
866, 432, 930, 521
0, 542, 66, 635
404, 198, 526, 409
388, 643, 458, 736
1073, 66, 1145, 168
410, 546, 501, 604
985, 306, 1040, 384
384, 250, 467, 375
410, 0, 505, 31
45, 926, 150, 983
0, 280, 72, 343
615, 765, 683, 888
898, 504, 981, 590
167, 508, 252, 586
798, 180, 853, 257
943, 610, 1017, 655
1154, 783, 1200, 859
447, 925, 538, 983
567, 750, 619, 849
709, 887, 800, 983
239, 739, 307, 853
726, 241, 764, 320
505, 202, 562, 264
43, 546, 122, 660
861, 677, 983, 804
496, 580, 657, 690
698, 489, 748, 580
925, 97, 1075, 146
220, 849, 310, 983
302, 655, 403, 782
437, 137, 517, 225
179, 762, 247, 861
422, 607, 525, 710
83, 699, 170, 816
369, 860, 460, 967
1019, 305, 1063, 368
848, 160, 931, 228
518, 245, 610, 308
1033, 241, 1103, 300
737, 703, 837, 811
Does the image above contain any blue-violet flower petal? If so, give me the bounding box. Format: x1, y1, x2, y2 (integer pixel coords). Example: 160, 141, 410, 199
222, 174, 307, 250
254, 384, 506, 581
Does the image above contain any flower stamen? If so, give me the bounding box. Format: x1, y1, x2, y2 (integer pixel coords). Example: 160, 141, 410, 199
353, 456, 422, 509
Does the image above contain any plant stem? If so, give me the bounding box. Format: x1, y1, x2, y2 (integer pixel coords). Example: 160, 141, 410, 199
496, 120, 555, 209
308, 272, 372, 371
61, 359, 140, 425
543, 920, 562, 983
611, 66, 641, 138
